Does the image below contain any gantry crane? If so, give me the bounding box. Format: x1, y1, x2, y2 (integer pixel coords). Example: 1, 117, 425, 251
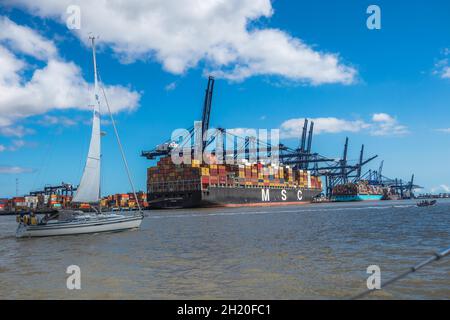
141, 76, 215, 160
29, 182, 77, 196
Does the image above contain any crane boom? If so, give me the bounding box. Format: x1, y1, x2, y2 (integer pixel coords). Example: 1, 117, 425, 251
201, 76, 215, 142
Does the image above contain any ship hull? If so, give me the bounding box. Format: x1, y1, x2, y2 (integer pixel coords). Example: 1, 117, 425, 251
332, 194, 383, 202
149, 186, 321, 209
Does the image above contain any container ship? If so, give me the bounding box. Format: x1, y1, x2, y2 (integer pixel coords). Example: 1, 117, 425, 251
147, 156, 322, 208
331, 180, 384, 201
0, 198, 6, 213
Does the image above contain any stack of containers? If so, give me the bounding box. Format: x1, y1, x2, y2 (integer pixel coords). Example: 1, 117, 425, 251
25, 196, 38, 209
261, 167, 267, 186
111, 194, 119, 207
137, 192, 148, 208
147, 157, 202, 193
37, 194, 48, 209
273, 165, 279, 187
12, 197, 26, 209
285, 167, 293, 187
257, 163, 264, 186
61, 195, 72, 208
238, 165, 245, 181
79, 203, 90, 209
279, 167, 284, 186
312, 176, 322, 190
147, 156, 323, 195
48, 194, 61, 209
100, 198, 108, 208
357, 181, 382, 195
120, 194, 129, 207
307, 171, 312, 189
332, 183, 358, 195
268, 166, 273, 185
105, 194, 116, 208
300, 170, 304, 187
218, 165, 226, 185
209, 164, 218, 185
251, 164, 257, 185
128, 193, 136, 208
295, 170, 322, 190
244, 164, 251, 186
201, 166, 210, 188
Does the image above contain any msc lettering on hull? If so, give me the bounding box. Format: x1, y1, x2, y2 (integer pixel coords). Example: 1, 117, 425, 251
261, 189, 303, 201
262, 189, 270, 201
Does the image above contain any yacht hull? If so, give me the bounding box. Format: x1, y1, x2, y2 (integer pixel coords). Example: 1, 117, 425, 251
16, 214, 143, 238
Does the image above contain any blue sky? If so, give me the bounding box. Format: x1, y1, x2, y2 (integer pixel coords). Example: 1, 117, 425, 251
1, 0, 450, 197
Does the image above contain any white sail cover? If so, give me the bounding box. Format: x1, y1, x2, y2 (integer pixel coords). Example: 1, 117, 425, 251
73, 39, 101, 203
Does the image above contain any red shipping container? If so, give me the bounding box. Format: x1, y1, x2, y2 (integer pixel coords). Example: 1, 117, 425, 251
201, 176, 210, 184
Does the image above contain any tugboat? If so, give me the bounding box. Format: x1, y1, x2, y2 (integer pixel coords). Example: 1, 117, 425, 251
416, 200, 437, 207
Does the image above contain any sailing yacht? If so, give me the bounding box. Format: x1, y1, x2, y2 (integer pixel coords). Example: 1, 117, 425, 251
16, 37, 143, 238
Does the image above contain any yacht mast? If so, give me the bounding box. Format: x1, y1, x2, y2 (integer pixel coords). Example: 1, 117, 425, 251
91, 36, 99, 92
91, 36, 102, 212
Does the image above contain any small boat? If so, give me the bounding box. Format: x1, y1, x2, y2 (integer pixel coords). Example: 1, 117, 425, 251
16, 37, 143, 238
416, 200, 437, 207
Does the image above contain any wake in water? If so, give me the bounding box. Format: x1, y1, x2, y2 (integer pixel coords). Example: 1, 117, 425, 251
146, 203, 418, 220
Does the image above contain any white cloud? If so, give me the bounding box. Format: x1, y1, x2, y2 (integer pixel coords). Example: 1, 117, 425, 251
37, 115, 77, 127
436, 128, 450, 133
0, 139, 32, 152
280, 113, 408, 138
430, 184, 450, 193
7, 0, 356, 84
0, 16, 57, 60
0, 125, 35, 137
164, 82, 177, 91
11, 139, 25, 150
442, 67, 450, 79
227, 128, 259, 138
0, 166, 34, 174
370, 113, 409, 136
372, 113, 394, 123
281, 117, 369, 138
0, 17, 140, 128
210, 29, 356, 84
433, 52, 450, 79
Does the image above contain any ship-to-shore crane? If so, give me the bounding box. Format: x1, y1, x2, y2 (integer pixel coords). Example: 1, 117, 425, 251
29, 182, 77, 196
142, 76, 216, 160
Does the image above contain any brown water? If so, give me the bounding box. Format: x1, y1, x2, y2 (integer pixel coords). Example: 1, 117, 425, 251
0, 200, 449, 299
